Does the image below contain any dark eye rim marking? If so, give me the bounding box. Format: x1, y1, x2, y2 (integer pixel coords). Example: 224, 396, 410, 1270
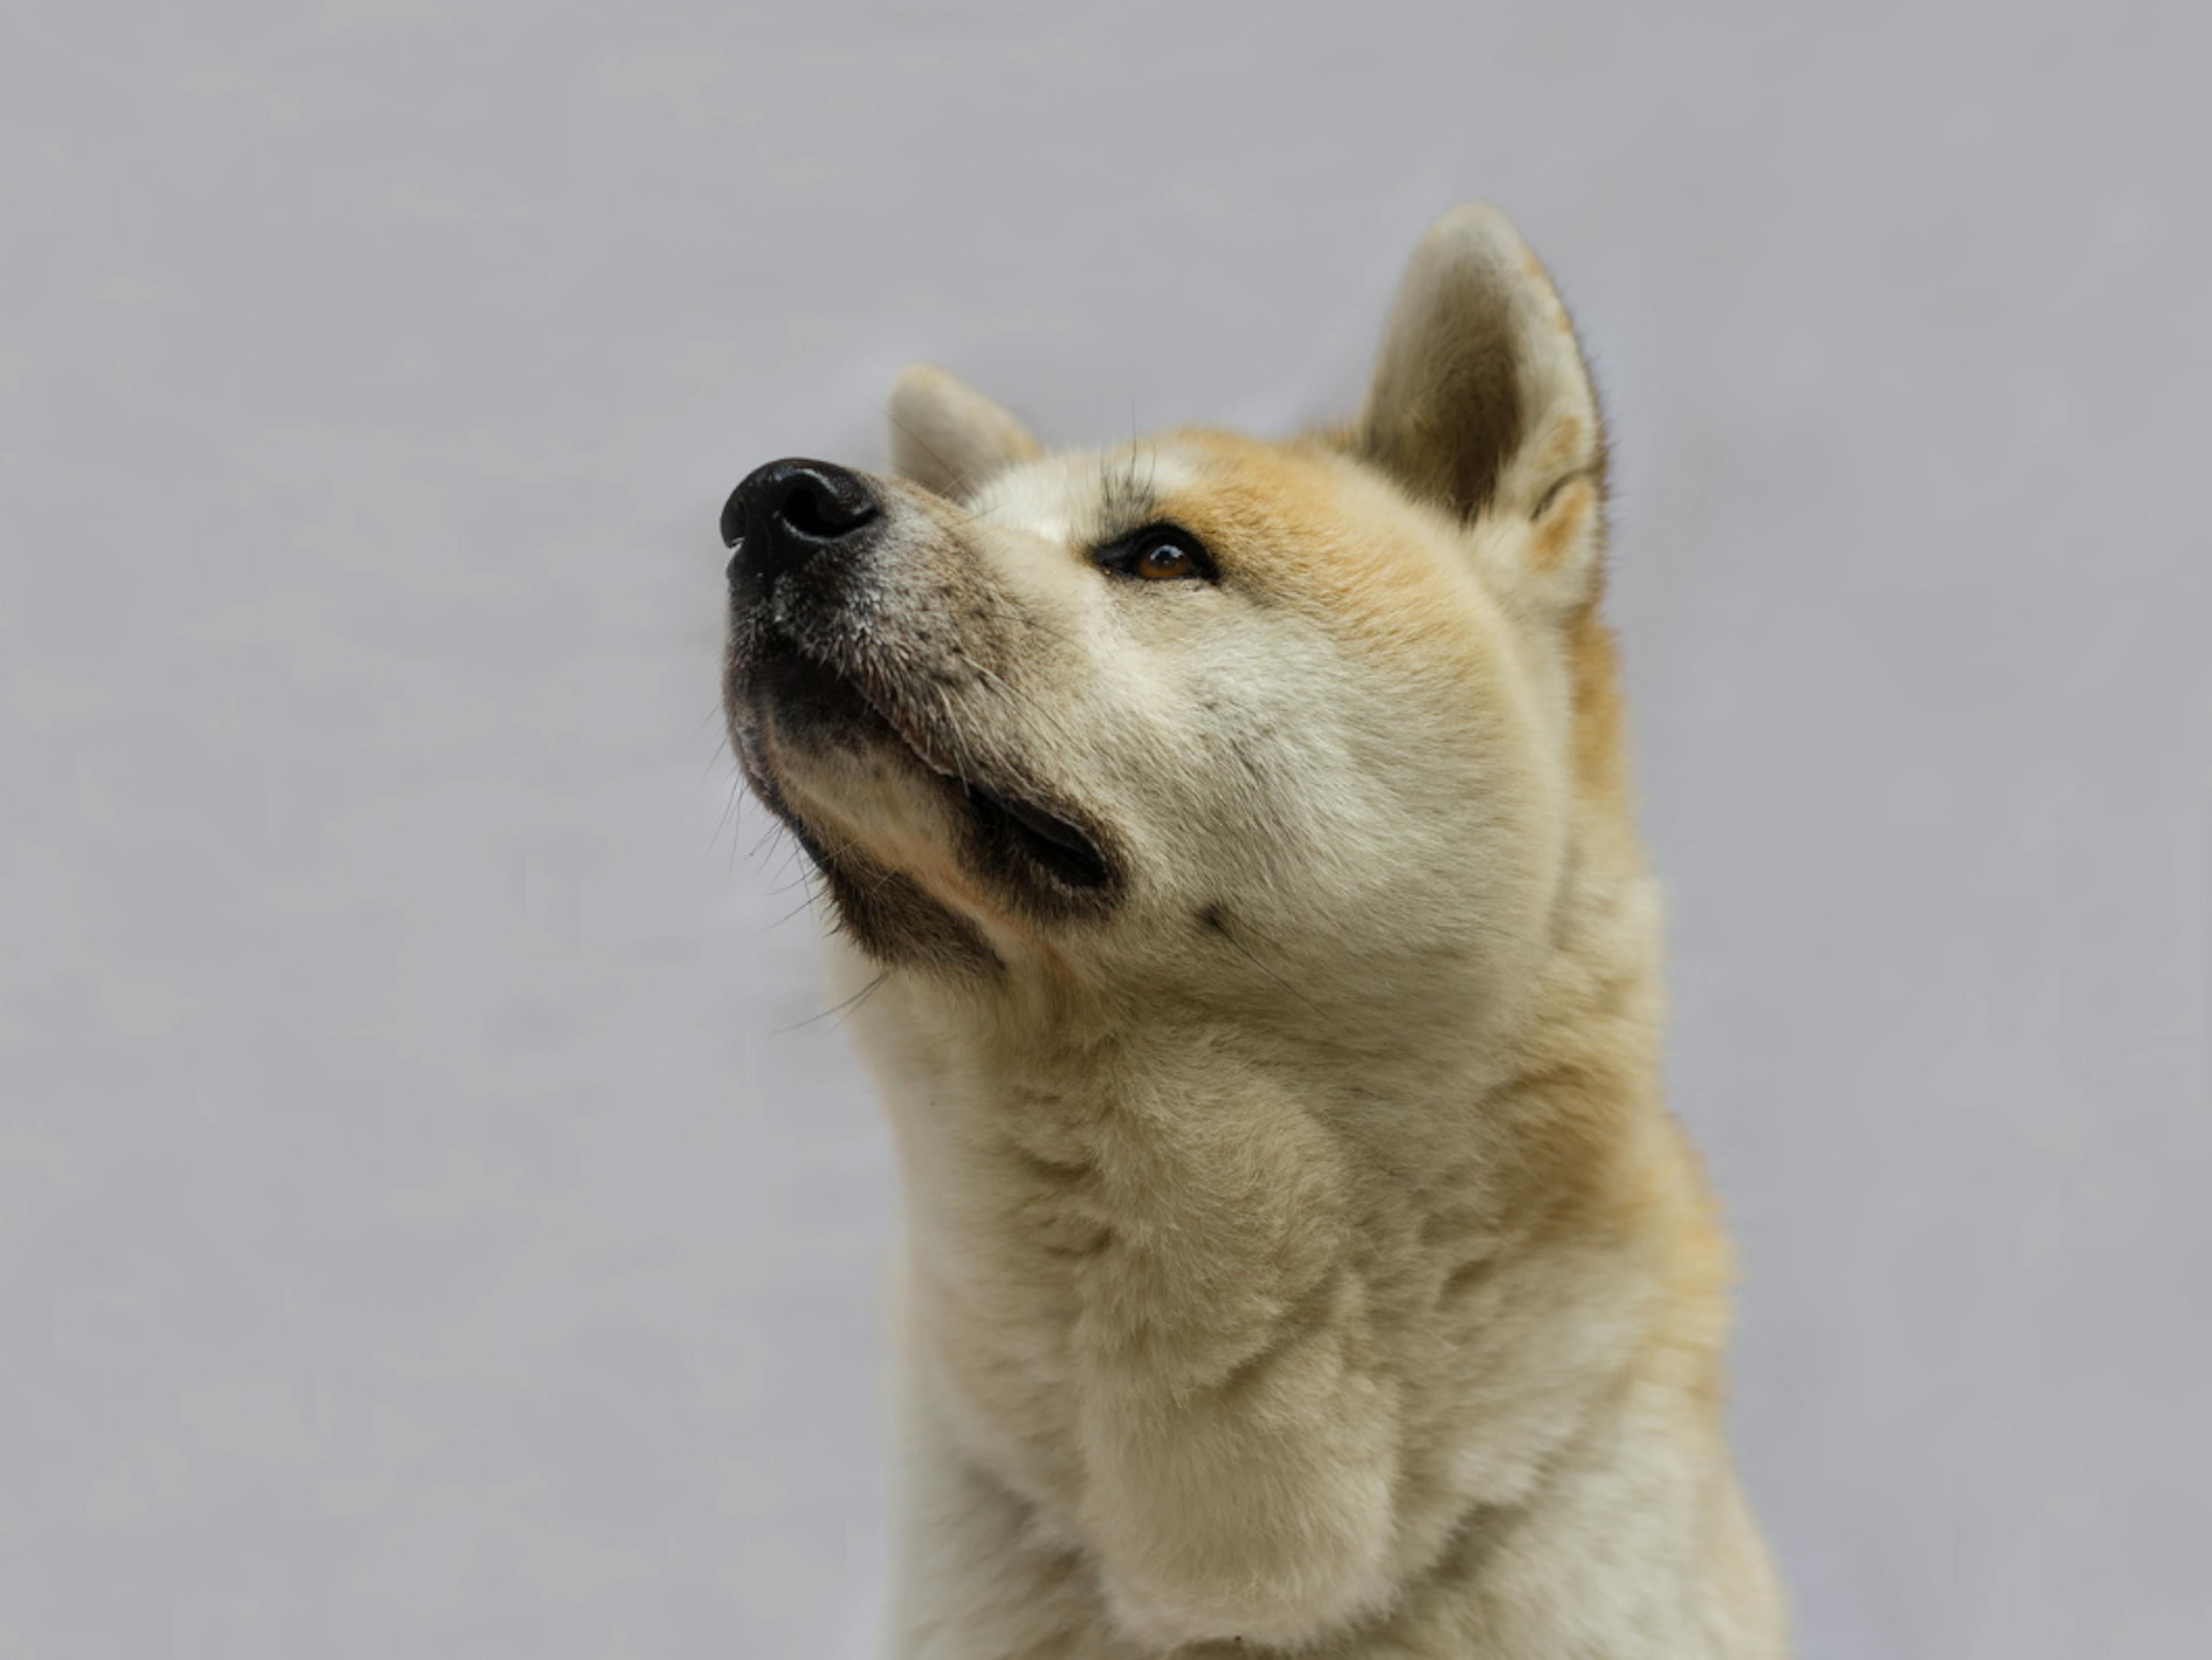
1091, 522, 1218, 585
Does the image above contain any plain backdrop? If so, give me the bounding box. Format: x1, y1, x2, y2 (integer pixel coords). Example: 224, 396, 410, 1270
3, 4, 2207, 1657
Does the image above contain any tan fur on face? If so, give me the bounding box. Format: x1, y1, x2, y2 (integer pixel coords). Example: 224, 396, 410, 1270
739, 205, 1785, 1657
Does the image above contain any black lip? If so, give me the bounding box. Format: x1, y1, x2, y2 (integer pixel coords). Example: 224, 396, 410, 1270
964, 782, 1112, 890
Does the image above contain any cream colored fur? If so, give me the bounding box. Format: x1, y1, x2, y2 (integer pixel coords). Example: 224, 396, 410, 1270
741, 205, 1785, 1657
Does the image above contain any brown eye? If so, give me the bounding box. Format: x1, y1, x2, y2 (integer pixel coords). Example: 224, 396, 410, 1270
1134, 540, 1196, 580
1097, 525, 1215, 584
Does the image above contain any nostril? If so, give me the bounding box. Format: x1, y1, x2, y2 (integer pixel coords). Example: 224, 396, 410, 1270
776, 483, 876, 542
725, 458, 880, 594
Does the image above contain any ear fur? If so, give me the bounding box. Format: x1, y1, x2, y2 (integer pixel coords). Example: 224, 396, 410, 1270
886, 363, 1043, 497
1355, 204, 1608, 610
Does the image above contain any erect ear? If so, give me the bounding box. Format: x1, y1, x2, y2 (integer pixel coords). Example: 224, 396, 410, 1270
885, 362, 1043, 497
1355, 204, 1608, 610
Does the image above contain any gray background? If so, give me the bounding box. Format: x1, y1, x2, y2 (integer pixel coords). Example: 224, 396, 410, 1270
3, 3, 2205, 1657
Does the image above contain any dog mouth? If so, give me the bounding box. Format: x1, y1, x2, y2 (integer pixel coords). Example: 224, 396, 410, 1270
961, 780, 1111, 890
745, 637, 1114, 897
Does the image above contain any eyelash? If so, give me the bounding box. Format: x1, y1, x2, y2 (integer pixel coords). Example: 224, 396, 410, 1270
1093, 524, 1218, 584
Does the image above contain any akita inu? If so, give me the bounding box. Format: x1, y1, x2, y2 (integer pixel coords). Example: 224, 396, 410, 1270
720, 205, 1786, 1658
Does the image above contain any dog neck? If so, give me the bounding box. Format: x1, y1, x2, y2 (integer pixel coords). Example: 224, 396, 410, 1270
839, 818, 1722, 1650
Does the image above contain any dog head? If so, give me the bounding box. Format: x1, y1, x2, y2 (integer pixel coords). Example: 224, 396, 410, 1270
721, 205, 1621, 1033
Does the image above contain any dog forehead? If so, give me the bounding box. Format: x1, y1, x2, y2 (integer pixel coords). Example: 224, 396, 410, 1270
968, 444, 1206, 543
962, 429, 1486, 646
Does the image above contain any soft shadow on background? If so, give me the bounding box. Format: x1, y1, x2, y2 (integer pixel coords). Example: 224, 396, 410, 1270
3, 5, 2206, 1657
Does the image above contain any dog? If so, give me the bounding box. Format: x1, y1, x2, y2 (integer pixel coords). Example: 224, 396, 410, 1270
719, 205, 1786, 1658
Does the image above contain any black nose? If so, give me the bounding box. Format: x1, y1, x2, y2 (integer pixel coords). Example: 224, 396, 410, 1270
721, 459, 880, 591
